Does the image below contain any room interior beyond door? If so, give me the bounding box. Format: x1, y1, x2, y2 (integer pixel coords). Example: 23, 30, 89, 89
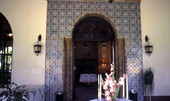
74, 41, 112, 101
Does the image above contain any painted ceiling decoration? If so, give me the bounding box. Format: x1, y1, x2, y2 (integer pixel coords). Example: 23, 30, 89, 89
46, 0, 141, 2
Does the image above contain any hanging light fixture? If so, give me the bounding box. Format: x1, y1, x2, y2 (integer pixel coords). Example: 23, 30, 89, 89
34, 34, 42, 56
145, 35, 153, 56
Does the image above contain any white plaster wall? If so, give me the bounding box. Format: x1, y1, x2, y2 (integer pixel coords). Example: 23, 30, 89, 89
141, 0, 170, 95
0, 0, 47, 85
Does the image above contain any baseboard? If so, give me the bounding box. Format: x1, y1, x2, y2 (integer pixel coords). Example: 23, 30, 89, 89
144, 96, 170, 101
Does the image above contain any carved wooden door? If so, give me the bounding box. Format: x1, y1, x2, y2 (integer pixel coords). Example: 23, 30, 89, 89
64, 37, 73, 101
115, 37, 126, 98
115, 37, 126, 79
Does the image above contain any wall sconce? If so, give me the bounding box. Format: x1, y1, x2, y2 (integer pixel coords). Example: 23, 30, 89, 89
34, 34, 42, 56
145, 35, 153, 56
101, 59, 107, 69
98, 59, 107, 73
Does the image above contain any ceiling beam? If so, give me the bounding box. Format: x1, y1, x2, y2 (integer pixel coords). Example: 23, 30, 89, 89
47, 0, 141, 2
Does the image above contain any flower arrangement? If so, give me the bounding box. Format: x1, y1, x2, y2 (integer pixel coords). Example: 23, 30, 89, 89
102, 64, 126, 101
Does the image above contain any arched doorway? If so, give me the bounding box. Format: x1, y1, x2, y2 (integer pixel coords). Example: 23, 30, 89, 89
73, 14, 115, 100
64, 13, 126, 101
0, 12, 13, 85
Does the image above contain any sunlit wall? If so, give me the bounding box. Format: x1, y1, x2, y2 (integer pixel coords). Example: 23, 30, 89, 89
0, 0, 47, 85
141, 0, 170, 96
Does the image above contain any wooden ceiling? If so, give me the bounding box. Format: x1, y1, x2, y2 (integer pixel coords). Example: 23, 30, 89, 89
47, 0, 141, 2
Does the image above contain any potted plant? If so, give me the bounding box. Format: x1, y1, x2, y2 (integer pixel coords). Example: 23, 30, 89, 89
144, 68, 154, 101
0, 82, 29, 101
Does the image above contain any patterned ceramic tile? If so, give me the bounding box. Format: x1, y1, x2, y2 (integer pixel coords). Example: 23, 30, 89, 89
46, 1, 143, 101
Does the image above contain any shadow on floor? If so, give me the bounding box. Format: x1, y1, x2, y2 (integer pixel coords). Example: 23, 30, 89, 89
75, 83, 98, 101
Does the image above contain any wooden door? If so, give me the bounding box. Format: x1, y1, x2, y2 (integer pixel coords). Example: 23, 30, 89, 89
115, 37, 126, 98
115, 37, 126, 79
64, 37, 73, 101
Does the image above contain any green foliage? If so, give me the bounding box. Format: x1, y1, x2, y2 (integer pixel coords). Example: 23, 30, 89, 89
0, 82, 29, 101
144, 68, 154, 95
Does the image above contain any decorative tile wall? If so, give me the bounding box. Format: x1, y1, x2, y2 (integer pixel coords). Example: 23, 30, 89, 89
46, 1, 143, 101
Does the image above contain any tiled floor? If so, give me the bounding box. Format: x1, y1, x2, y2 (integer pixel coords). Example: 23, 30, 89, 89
75, 83, 98, 101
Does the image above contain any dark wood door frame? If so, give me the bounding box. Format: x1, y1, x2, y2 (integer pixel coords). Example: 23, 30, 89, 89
64, 37, 73, 101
